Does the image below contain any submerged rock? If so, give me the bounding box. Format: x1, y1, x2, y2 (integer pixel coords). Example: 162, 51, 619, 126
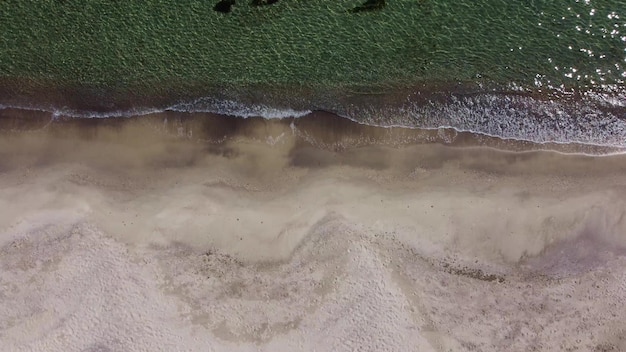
351, 0, 386, 13
251, 0, 279, 6
214, 0, 236, 13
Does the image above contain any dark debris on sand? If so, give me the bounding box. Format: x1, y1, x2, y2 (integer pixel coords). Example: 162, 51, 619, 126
441, 261, 506, 283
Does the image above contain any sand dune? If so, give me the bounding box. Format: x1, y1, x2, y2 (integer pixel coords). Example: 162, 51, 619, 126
1, 114, 626, 351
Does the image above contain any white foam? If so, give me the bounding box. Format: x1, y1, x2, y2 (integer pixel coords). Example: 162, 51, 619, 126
167, 97, 312, 119
338, 92, 626, 148
0, 102, 162, 119
3, 86, 626, 149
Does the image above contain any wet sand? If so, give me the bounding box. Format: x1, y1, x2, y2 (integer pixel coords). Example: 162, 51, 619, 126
1, 111, 626, 351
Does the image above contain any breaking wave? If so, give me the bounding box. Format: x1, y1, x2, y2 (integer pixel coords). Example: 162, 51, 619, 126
1, 86, 625, 150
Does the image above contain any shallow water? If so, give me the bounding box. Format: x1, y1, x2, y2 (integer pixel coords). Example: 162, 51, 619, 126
2, 103, 626, 155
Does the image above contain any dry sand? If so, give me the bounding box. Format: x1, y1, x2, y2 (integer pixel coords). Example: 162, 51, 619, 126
1, 112, 626, 351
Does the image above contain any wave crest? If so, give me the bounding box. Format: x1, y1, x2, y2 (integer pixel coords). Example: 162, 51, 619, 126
2, 86, 625, 150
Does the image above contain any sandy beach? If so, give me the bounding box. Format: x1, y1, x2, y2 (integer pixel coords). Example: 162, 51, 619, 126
2, 0, 624, 350
1, 111, 626, 351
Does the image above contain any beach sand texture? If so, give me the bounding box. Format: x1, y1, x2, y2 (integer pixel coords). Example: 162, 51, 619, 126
1, 112, 626, 351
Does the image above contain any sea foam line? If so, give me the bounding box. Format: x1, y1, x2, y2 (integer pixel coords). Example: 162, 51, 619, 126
167, 97, 312, 119
2, 93, 626, 152
1, 98, 312, 120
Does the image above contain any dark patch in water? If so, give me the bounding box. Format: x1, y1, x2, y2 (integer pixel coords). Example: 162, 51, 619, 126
214, 0, 236, 13
351, 0, 386, 13
251, 0, 278, 6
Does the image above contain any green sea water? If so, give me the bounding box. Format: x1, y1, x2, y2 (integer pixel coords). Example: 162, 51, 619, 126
1, 0, 626, 148
1, 0, 624, 91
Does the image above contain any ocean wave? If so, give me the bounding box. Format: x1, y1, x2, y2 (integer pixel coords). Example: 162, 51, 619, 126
1, 97, 312, 120
337, 93, 626, 148
167, 97, 311, 119
0, 103, 163, 119
1, 88, 625, 150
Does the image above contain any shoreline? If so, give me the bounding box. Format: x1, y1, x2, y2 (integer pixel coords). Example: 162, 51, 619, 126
0, 76, 511, 112
3, 75, 624, 112
2, 78, 626, 151
1, 105, 624, 156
